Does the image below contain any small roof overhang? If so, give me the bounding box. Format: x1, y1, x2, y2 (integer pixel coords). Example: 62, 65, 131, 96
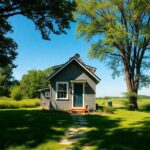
38, 87, 49, 92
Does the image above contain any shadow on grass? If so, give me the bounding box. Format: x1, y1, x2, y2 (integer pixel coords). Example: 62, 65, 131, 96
77, 114, 150, 150
0, 109, 150, 150
0, 109, 72, 150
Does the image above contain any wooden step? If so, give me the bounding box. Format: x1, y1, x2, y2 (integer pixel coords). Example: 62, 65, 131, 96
68, 109, 88, 113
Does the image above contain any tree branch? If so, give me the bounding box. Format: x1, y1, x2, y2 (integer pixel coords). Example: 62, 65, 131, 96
0, 11, 24, 18
105, 51, 121, 57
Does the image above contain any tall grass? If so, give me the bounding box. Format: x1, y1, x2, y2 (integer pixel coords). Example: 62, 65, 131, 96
138, 99, 150, 111
0, 98, 40, 109
96, 98, 150, 111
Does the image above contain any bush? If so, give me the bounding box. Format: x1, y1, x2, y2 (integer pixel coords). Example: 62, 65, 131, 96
0, 96, 10, 101
96, 103, 114, 113
0, 99, 40, 109
10, 86, 23, 100
122, 99, 150, 111
138, 100, 150, 111
122, 100, 130, 109
103, 106, 114, 113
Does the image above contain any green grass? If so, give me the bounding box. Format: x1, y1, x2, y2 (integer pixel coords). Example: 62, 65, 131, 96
78, 109, 150, 150
0, 99, 150, 150
0, 98, 40, 109
74, 99, 150, 150
96, 98, 150, 111
0, 109, 73, 150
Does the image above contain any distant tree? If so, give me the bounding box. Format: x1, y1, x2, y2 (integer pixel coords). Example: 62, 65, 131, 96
10, 85, 23, 100
20, 68, 53, 98
75, 0, 150, 110
0, 0, 76, 67
0, 65, 16, 97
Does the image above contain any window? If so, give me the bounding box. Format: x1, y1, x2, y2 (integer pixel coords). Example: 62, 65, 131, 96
56, 82, 68, 99
45, 92, 50, 97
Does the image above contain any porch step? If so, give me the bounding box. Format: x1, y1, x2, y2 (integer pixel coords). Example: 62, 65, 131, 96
68, 109, 88, 113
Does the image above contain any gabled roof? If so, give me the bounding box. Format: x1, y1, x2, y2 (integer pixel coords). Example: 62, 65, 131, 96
48, 55, 100, 83
52, 63, 96, 72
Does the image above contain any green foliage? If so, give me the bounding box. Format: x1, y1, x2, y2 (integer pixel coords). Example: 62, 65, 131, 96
0, 96, 10, 101
96, 101, 114, 113
122, 99, 150, 111
103, 106, 114, 113
123, 92, 138, 99
20, 68, 53, 98
75, 0, 150, 93
0, 65, 17, 97
96, 98, 150, 111
0, 0, 75, 68
0, 18, 17, 68
0, 99, 40, 109
138, 99, 150, 111
10, 86, 23, 100
0, 0, 76, 40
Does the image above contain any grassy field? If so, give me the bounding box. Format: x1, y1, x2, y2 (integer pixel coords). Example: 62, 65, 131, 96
0, 99, 150, 150
96, 98, 150, 111
0, 98, 40, 109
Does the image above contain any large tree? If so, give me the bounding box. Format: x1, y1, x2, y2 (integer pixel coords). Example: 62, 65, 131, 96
0, 65, 17, 97
0, 17, 17, 68
20, 68, 53, 98
0, 0, 76, 67
75, 0, 150, 110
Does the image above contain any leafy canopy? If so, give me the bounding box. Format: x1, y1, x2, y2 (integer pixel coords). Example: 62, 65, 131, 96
0, 18, 17, 68
0, 0, 76, 40
20, 68, 53, 98
75, 0, 150, 89
0, 0, 76, 67
0, 65, 17, 97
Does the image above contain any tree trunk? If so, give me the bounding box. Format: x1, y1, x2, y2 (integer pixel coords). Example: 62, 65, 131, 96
124, 65, 139, 110
129, 95, 138, 110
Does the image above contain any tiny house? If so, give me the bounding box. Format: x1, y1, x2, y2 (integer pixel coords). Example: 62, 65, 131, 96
40, 54, 100, 112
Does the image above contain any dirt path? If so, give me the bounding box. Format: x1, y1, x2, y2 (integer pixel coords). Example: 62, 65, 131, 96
59, 113, 88, 150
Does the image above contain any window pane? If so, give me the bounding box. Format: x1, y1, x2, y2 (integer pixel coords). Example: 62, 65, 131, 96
58, 92, 61, 98
57, 83, 67, 99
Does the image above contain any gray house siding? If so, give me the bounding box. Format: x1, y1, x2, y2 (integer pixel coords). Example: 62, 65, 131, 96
49, 61, 97, 110
40, 89, 50, 99
40, 89, 50, 109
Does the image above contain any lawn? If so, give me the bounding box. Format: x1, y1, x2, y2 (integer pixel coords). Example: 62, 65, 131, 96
0, 99, 150, 150
76, 99, 150, 150
0, 109, 73, 150
78, 109, 150, 150
0, 98, 40, 109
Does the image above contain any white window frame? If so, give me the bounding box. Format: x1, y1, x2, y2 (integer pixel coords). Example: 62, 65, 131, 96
56, 82, 68, 100
45, 92, 50, 98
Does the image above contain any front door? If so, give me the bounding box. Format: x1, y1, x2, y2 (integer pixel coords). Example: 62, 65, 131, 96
73, 83, 83, 107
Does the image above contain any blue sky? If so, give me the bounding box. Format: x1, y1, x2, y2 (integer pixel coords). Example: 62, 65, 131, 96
8, 15, 149, 97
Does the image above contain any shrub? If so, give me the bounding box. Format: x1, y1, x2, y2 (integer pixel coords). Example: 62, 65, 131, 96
0, 96, 10, 101
138, 100, 150, 111
103, 106, 114, 113
10, 86, 23, 100
122, 100, 130, 109
122, 99, 150, 111
0, 99, 40, 109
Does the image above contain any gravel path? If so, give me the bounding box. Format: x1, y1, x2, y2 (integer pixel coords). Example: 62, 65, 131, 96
59, 113, 88, 150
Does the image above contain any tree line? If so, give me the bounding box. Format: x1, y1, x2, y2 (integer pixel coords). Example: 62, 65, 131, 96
0, 67, 53, 100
